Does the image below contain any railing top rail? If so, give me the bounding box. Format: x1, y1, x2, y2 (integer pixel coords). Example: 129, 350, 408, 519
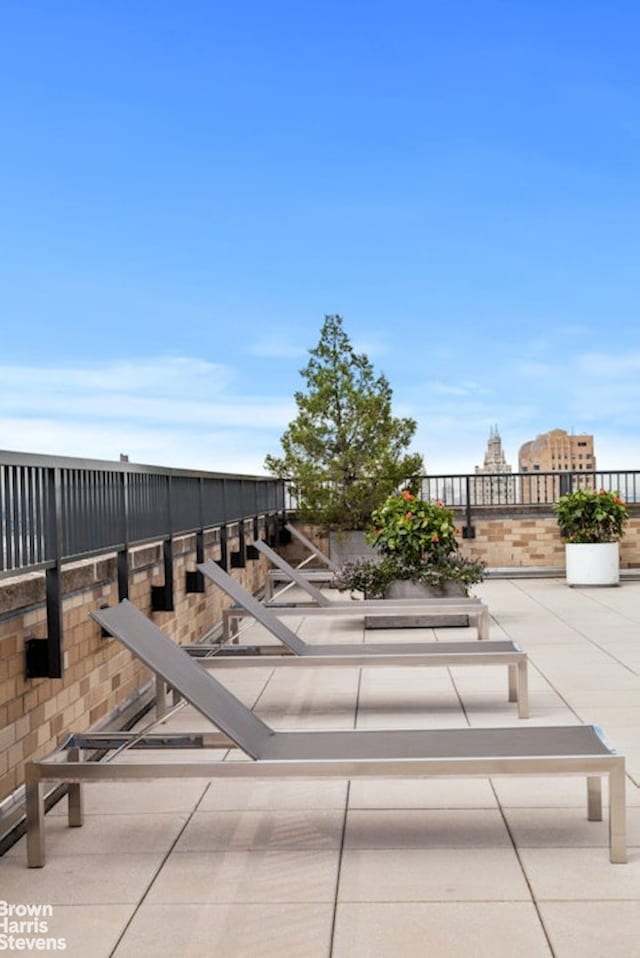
0, 449, 274, 482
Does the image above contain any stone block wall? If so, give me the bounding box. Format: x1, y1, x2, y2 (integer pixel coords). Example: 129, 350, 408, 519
2, 510, 639, 837
0, 521, 267, 822
286, 514, 640, 571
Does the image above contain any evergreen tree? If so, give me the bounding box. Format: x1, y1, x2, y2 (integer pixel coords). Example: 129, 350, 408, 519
265, 315, 423, 530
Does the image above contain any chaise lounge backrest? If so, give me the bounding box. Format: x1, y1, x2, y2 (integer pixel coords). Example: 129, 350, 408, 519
284, 523, 341, 573
198, 560, 309, 654
253, 539, 332, 605
90, 600, 272, 758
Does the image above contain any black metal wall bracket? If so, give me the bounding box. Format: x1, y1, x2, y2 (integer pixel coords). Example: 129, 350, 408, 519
151, 539, 175, 612
151, 584, 174, 612
25, 638, 52, 679
462, 526, 476, 539
185, 569, 205, 593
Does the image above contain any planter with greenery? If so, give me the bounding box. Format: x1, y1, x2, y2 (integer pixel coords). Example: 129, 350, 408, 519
553, 487, 630, 586
334, 489, 486, 598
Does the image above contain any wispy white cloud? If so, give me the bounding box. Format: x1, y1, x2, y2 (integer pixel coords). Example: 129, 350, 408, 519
428, 380, 492, 397
248, 336, 308, 359
351, 331, 390, 358
0, 356, 294, 474
0, 357, 237, 398
516, 361, 555, 378
575, 351, 640, 377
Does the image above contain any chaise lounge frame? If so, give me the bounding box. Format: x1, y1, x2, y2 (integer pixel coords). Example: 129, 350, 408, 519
220, 542, 491, 639
283, 522, 341, 573
196, 559, 524, 714
24, 601, 626, 867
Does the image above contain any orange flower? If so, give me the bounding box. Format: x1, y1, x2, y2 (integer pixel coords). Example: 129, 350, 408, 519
435, 500, 444, 507
431, 534, 439, 542
405, 512, 413, 520
401, 489, 415, 501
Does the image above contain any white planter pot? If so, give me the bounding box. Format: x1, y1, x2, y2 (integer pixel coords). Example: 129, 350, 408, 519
565, 542, 620, 587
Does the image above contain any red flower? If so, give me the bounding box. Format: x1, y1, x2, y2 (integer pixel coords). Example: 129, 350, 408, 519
401, 489, 416, 501
431, 534, 439, 542
405, 511, 413, 520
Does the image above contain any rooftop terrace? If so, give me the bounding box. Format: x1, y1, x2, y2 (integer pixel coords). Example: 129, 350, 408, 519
1, 575, 639, 957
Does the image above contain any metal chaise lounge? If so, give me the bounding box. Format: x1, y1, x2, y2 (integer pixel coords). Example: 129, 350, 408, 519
225, 541, 492, 639
283, 522, 341, 573
195, 560, 527, 716
24, 600, 626, 866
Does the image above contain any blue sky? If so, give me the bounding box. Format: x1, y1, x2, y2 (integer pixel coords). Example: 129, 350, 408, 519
2, 1, 639, 475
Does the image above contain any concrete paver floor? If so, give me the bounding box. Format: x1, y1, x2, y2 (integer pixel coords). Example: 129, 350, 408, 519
1, 577, 639, 957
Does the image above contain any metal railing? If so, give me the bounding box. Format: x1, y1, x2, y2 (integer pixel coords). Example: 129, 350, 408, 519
284, 470, 640, 515
1, 450, 286, 679
0, 450, 285, 578
419, 470, 640, 508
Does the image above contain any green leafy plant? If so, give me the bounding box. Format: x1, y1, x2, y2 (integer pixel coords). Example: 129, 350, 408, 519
553, 488, 629, 544
334, 489, 485, 597
367, 490, 460, 563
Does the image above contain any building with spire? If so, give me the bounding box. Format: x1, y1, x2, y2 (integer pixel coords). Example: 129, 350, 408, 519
471, 426, 516, 504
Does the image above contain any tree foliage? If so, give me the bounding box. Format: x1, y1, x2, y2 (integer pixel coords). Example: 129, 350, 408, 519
265, 314, 424, 530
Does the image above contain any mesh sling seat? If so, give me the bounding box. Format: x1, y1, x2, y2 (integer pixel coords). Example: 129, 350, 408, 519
196, 559, 526, 715
24, 600, 626, 867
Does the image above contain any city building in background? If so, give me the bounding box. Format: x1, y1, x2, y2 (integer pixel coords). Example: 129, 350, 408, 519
471, 426, 516, 504
518, 428, 596, 503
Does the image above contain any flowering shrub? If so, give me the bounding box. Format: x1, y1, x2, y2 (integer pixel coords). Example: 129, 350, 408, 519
554, 488, 629, 544
366, 490, 460, 563
334, 489, 485, 597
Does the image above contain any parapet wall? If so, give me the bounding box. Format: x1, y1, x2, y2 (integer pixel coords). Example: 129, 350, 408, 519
285, 514, 640, 571
0, 525, 267, 830
2, 511, 639, 838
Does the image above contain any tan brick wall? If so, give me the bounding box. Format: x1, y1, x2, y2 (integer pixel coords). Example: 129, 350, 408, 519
284, 516, 640, 570
3, 513, 640, 813
0, 520, 269, 809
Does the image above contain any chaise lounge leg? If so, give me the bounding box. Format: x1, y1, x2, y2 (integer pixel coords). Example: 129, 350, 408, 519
67, 747, 84, 828
608, 761, 627, 864
517, 660, 529, 719
477, 608, 489, 640
25, 765, 45, 868
155, 673, 167, 719
508, 665, 517, 702
587, 775, 602, 821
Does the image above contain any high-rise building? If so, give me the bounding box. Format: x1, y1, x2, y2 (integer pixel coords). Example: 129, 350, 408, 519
518, 429, 596, 502
518, 428, 596, 473
471, 426, 516, 504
